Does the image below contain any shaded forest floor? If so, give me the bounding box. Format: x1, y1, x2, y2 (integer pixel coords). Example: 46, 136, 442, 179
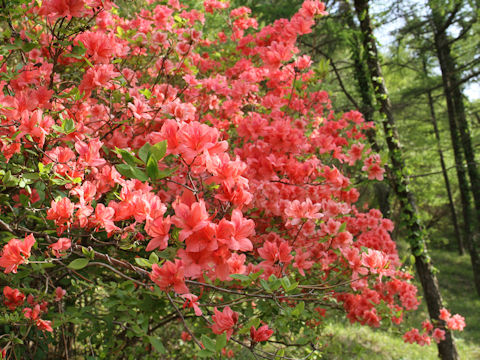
319, 249, 480, 359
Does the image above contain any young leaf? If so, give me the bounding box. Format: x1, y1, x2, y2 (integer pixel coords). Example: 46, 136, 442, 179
150, 141, 167, 161
138, 142, 152, 163
249, 269, 264, 281
68, 258, 89, 270
200, 335, 216, 352
216, 333, 227, 353
131, 167, 148, 182
230, 274, 250, 282
197, 349, 215, 358
292, 301, 305, 317
63, 118, 76, 134
238, 318, 260, 334
148, 336, 166, 354
157, 167, 177, 179
116, 148, 137, 167
116, 164, 135, 179
260, 279, 271, 292
149, 252, 159, 264
280, 276, 291, 291
135, 258, 152, 268
146, 156, 160, 180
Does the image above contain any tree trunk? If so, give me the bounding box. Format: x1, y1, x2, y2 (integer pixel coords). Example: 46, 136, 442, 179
430, 3, 480, 296
340, 1, 392, 218
352, 0, 459, 358
425, 78, 464, 254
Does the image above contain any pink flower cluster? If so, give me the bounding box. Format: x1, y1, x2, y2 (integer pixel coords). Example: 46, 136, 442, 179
403, 309, 466, 346
2, 286, 65, 333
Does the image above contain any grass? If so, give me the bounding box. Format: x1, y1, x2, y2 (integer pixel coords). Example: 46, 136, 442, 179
429, 249, 480, 344
316, 248, 480, 359
319, 322, 479, 360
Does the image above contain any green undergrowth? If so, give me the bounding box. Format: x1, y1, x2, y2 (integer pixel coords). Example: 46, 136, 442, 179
319, 321, 479, 359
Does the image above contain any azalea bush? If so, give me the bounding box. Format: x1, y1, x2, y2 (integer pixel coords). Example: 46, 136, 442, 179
0, 0, 465, 358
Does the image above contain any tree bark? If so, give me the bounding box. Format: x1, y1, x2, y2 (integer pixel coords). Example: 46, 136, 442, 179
339, 1, 392, 218
352, 0, 459, 358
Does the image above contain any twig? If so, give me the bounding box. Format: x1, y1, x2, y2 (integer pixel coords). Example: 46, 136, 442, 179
166, 292, 203, 349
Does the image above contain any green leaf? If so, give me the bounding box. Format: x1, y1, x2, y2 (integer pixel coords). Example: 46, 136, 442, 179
22, 173, 39, 180
139, 88, 152, 99
409, 254, 416, 264
131, 167, 148, 182
201, 335, 216, 352
52, 125, 64, 134
260, 279, 271, 292
286, 281, 298, 292
71, 44, 86, 56
2, 170, 11, 184
268, 274, 281, 291
81, 247, 95, 260
116, 164, 135, 179
116, 163, 148, 181
63, 118, 76, 134
19, 194, 29, 206
173, 14, 184, 23
138, 142, 151, 163
148, 336, 166, 354
44, 162, 54, 174
216, 333, 227, 353
249, 269, 264, 281
148, 252, 159, 264
4, 42, 21, 51
280, 276, 291, 291
83, 56, 93, 68
238, 318, 260, 334
150, 141, 167, 161
230, 274, 250, 282
276, 348, 285, 360
292, 301, 304, 317
68, 258, 89, 270
40, 263, 55, 269
135, 258, 152, 268
116, 148, 137, 167
146, 156, 160, 180
197, 349, 215, 358
51, 177, 70, 186
11, 130, 22, 140
116, 26, 124, 37
157, 167, 177, 179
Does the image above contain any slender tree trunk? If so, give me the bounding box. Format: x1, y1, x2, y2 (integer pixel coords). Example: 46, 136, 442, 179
352, 0, 459, 358
350, 38, 393, 218
451, 70, 480, 227
425, 83, 464, 254
339, 1, 392, 218
430, 6, 480, 296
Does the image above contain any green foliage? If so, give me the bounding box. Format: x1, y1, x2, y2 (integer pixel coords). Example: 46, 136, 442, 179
233, 0, 302, 25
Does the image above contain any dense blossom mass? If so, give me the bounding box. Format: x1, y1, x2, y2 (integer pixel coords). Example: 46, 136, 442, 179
0, 0, 464, 357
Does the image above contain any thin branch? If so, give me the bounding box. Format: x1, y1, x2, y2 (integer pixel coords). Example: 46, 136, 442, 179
408, 160, 480, 179
166, 292, 203, 349
86, 261, 147, 287
301, 40, 360, 109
